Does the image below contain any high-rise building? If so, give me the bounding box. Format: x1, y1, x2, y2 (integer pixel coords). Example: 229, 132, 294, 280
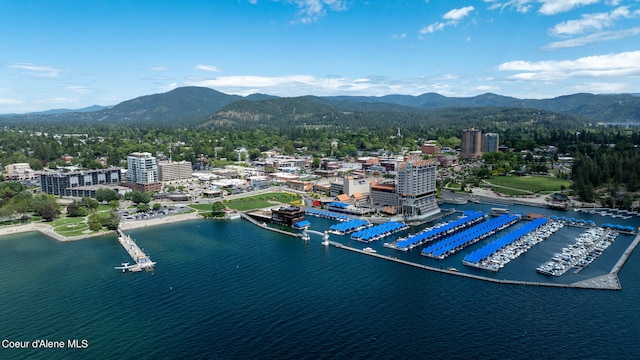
484, 133, 500, 153
460, 128, 483, 159
126, 152, 161, 192
396, 157, 439, 219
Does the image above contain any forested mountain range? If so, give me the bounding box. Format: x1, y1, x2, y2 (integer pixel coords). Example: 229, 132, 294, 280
1, 86, 638, 127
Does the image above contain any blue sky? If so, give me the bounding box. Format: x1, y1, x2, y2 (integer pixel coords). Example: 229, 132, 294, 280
1, 0, 639, 113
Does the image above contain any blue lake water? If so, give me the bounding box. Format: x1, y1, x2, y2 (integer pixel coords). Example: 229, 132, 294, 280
1, 204, 639, 359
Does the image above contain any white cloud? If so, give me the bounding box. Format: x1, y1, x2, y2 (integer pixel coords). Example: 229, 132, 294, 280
290, 0, 347, 24
420, 22, 446, 34
443, 6, 475, 21
543, 26, 640, 49
538, 0, 600, 15
486, 0, 601, 15
497, 51, 640, 81
35, 97, 78, 106
550, 6, 635, 36
195, 64, 222, 72
7, 63, 65, 79
391, 33, 407, 40
484, 0, 534, 13
65, 86, 92, 93
151, 66, 170, 71
572, 81, 629, 93
185, 73, 475, 98
420, 6, 474, 34
0, 98, 22, 105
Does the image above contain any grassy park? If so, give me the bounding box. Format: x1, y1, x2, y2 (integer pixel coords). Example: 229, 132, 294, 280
190, 192, 301, 212
486, 175, 571, 196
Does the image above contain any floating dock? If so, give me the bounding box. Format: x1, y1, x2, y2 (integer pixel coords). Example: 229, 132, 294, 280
115, 228, 155, 272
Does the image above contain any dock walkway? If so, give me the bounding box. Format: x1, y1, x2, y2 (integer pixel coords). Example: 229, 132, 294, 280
116, 228, 155, 272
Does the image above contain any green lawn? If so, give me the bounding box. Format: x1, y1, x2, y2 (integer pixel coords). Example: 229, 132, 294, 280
52, 217, 91, 237
188, 192, 301, 212
486, 175, 571, 195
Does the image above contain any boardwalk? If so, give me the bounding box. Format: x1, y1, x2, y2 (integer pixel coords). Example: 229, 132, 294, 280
116, 228, 155, 272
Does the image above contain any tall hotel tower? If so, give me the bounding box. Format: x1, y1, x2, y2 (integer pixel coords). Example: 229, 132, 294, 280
460, 128, 483, 159
397, 157, 440, 220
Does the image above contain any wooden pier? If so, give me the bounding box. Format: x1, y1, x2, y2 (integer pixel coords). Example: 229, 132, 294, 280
115, 228, 155, 272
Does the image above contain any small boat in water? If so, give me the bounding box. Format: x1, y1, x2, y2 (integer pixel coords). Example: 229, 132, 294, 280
447, 267, 459, 272
363, 247, 377, 253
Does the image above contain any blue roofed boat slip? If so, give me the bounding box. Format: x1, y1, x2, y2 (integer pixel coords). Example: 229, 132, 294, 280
422, 214, 521, 259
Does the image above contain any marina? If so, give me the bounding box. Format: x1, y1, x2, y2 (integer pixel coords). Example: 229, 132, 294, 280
536, 227, 618, 276
238, 201, 640, 291
387, 210, 486, 251
328, 219, 371, 235
349, 221, 409, 243
421, 214, 521, 259
463, 218, 563, 271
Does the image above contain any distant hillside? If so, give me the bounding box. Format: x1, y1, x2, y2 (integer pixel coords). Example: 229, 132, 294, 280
1, 86, 638, 126
0, 87, 241, 125
202, 95, 582, 130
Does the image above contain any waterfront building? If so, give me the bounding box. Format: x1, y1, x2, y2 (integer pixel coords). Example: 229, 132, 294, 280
461, 128, 483, 159
271, 206, 305, 227
157, 160, 192, 182
397, 157, 440, 219
484, 133, 500, 153
126, 152, 161, 192
39, 168, 122, 197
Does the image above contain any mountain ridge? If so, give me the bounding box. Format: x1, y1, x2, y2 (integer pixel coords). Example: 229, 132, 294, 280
1, 87, 638, 126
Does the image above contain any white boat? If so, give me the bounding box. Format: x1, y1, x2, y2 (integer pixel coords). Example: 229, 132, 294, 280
363, 247, 377, 253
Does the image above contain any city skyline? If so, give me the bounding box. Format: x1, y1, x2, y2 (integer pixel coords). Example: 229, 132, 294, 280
1, 0, 639, 113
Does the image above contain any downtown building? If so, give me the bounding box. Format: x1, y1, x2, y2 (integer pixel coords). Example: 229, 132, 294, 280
460, 128, 483, 159
126, 152, 161, 192
397, 158, 440, 220
368, 157, 440, 219
484, 133, 500, 153
40, 168, 122, 197
157, 160, 193, 183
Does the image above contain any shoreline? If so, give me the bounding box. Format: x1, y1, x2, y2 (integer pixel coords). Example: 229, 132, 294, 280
0, 211, 204, 242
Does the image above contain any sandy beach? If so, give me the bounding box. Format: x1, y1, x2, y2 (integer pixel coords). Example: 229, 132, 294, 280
0, 211, 204, 242
119, 211, 203, 231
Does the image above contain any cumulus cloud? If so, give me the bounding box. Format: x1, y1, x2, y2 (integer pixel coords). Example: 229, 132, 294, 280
195, 64, 222, 72
7, 63, 65, 79
543, 27, 640, 49
497, 50, 640, 81
550, 6, 636, 36
420, 6, 475, 34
